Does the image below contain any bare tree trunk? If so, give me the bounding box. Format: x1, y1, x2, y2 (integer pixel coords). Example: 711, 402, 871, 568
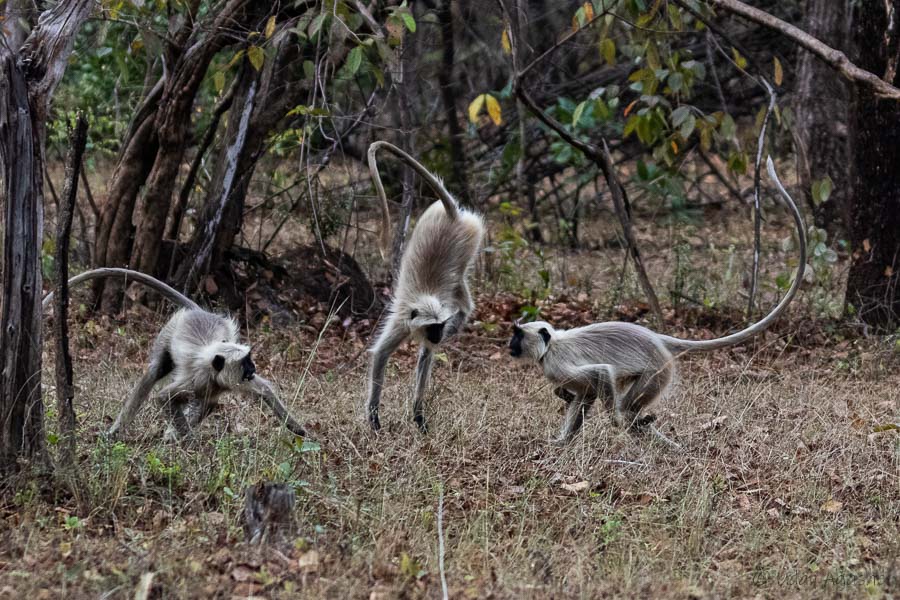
390, 29, 419, 275
175, 26, 315, 293
0, 53, 45, 469
0, 0, 91, 472
844, 0, 900, 330
165, 83, 236, 244
55, 115, 88, 469
93, 0, 256, 309
93, 114, 158, 311
793, 0, 849, 236
437, 0, 471, 205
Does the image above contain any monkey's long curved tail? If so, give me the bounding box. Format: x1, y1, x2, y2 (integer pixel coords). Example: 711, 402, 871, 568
660, 157, 807, 353
41, 267, 200, 312
367, 140, 460, 259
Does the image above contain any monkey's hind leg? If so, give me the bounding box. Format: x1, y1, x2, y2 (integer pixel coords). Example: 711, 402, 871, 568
107, 351, 173, 439
614, 366, 681, 450
613, 365, 673, 429
412, 346, 434, 433
366, 319, 408, 431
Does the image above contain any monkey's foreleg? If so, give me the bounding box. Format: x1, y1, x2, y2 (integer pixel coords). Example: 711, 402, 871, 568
366, 321, 408, 431
553, 387, 577, 403
442, 310, 468, 339
107, 360, 168, 438
246, 375, 308, 437
647, 424, 682, 451
156, 382, 196, 441
552, 363, 616, 445
554, 393, 592, 445
412, 346, 434, 433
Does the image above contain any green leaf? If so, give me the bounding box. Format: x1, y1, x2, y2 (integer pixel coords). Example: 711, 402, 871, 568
637, 160, 649, 180
811, 176, 833, 206
731, 47, 748, 70
572, 100, 588, 127
671, 105, 691, 127
600, 38, 616, 66
719, 113, 736, 138
308, 13, 327, 38
248, 46, 264, 71
679, 114, 696, 139
623, 114, 639, 138
345, 46, 363, 76
668, 72, 684, 93
299, 440, 321, 452
401, 11, 416, 32
303, 60, 315, 80
727, 151, 747, 175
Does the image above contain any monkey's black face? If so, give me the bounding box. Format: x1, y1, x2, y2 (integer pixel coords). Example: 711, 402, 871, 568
241, 354, 256, 381
425, 322, 445, 344
509, 325, 524, 358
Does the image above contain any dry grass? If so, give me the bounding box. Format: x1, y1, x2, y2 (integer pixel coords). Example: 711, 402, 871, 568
0, 318, 897, 599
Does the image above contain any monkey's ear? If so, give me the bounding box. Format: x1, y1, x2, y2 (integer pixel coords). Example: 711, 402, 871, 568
212, 355, 226, 372
410, 309, 419, 319
539, 328, 551, 344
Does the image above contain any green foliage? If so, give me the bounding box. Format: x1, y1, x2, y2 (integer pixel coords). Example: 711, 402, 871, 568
778, 225, 842, 317
486, 202, 553, 299
145, 450, 183, 488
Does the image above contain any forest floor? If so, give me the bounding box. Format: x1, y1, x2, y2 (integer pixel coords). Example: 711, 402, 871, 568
0, 295, 898, 599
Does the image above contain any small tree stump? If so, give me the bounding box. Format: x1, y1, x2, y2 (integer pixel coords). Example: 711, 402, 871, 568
242, 482, 296, 545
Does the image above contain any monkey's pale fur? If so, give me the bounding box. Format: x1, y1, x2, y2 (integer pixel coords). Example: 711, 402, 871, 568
509, 158, 806, 447
43, 268, 307, 440
365, 141, 485, 432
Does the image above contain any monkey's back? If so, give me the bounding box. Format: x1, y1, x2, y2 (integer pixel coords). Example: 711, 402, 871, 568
395, 200, 484, 301
550, 321, 674, 376
161, 309, 239, 362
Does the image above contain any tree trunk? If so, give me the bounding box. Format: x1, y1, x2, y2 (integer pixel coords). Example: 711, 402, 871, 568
793, 0, 849, 236
0, 0, 91, 472
93, 0, 256, 309
0, 53, 45, 469
175, 28, 310, 293
437, 0, 471, 205
844, 0, 900, 329
55, 115, 89, 469
93, 113, 159, 311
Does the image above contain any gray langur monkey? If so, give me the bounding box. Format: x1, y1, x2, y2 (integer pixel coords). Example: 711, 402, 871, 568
365, 141, 485, 433
508, 157, 806, 448
42, 268, 308, 441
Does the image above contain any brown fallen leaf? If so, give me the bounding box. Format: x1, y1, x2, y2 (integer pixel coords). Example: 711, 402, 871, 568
699, 415, 728, 431
561, 480, 590, 494
231, 565, 257, 582
297, 550, 320, 573
134, 572, 155, 600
